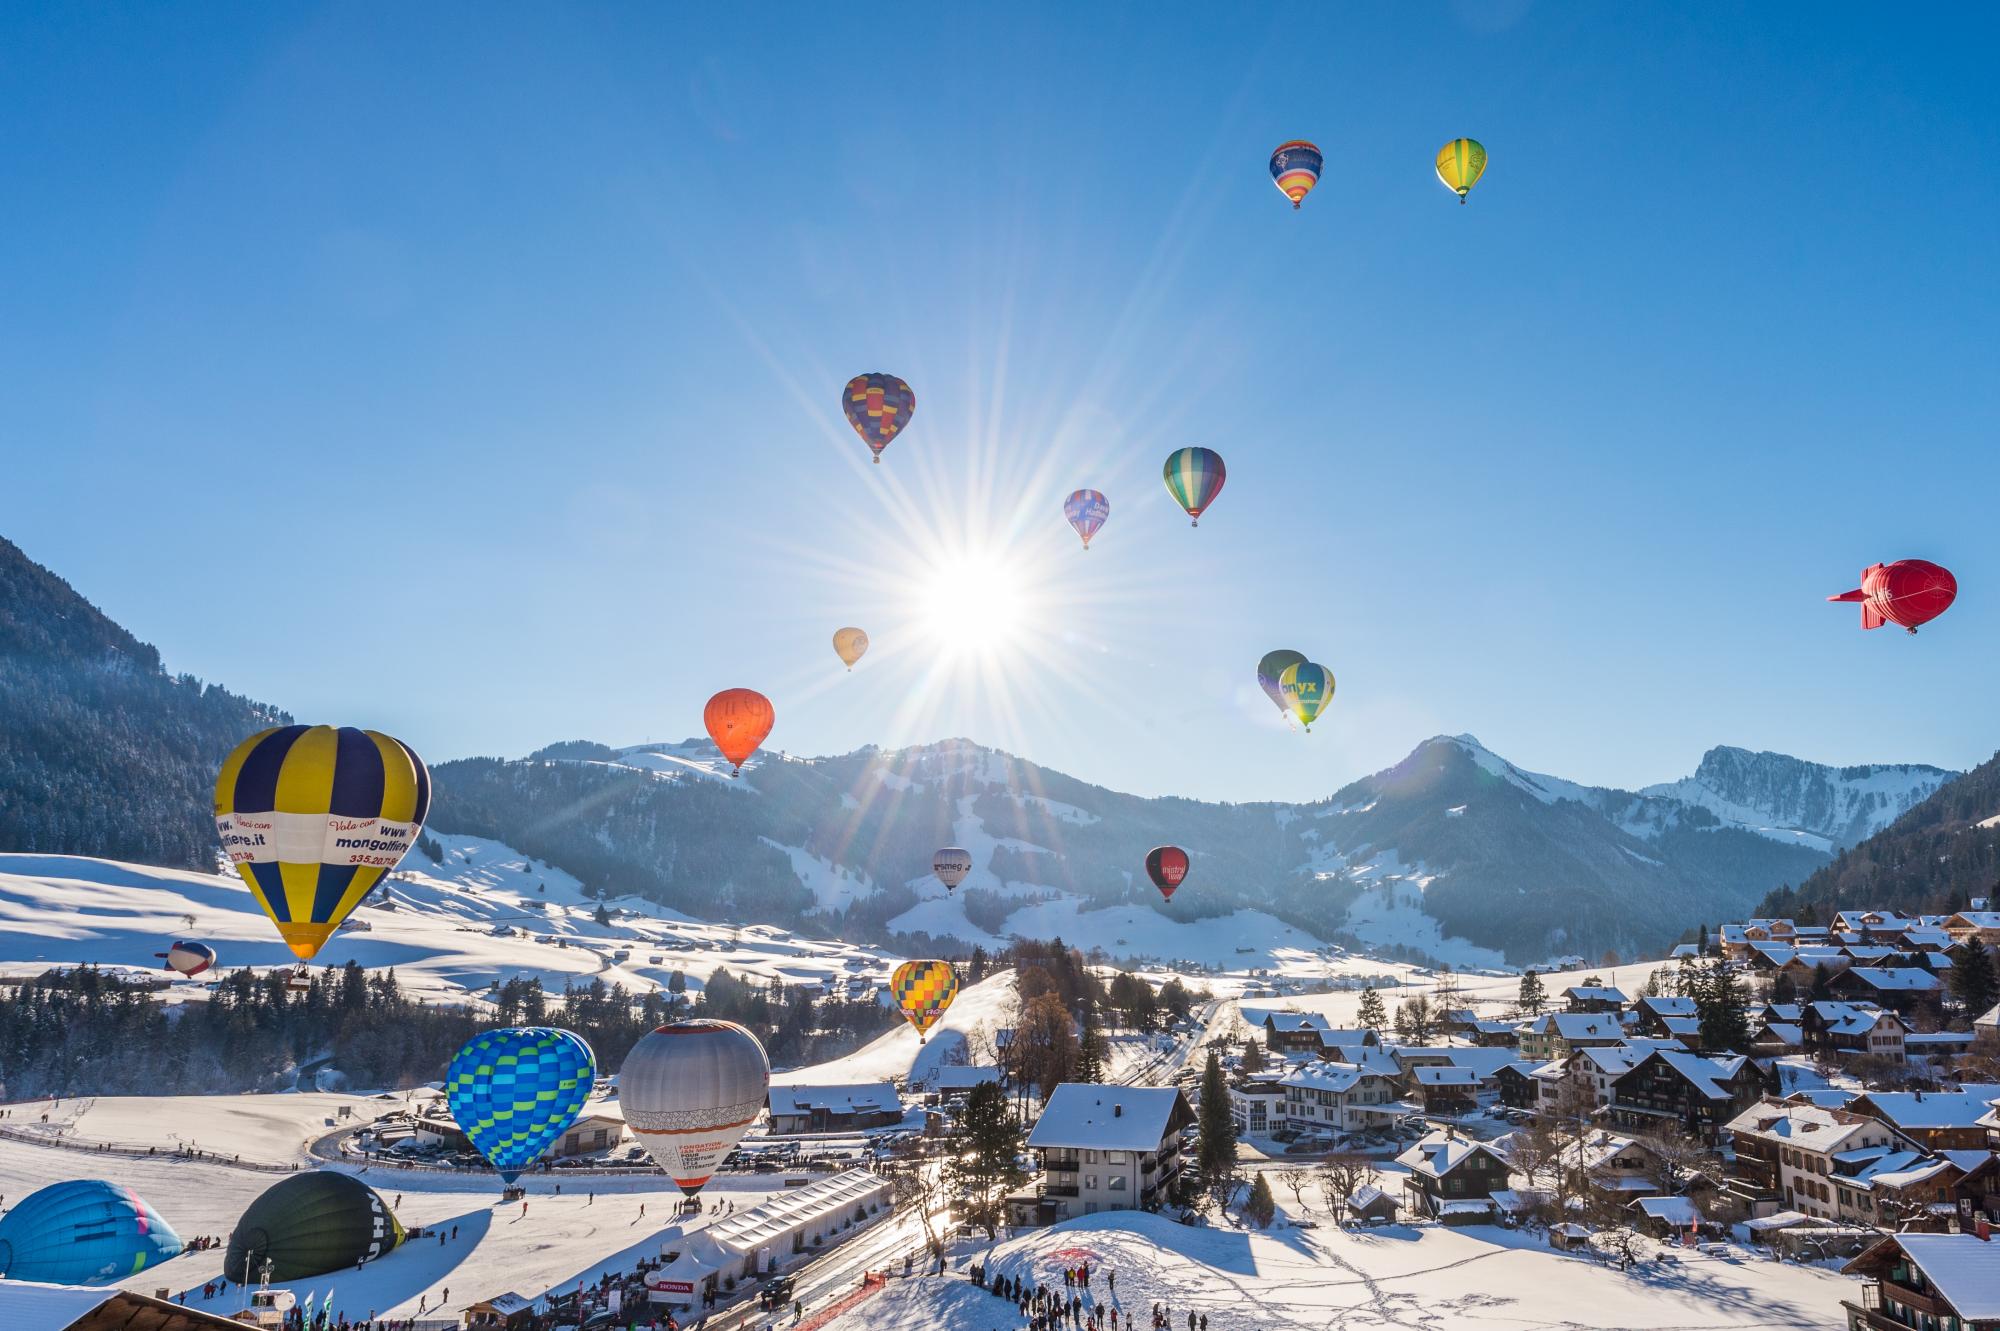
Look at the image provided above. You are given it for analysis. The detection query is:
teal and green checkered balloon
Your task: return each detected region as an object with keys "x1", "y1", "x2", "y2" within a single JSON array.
[{"x1": 446, "y1": 1026, "x2": 597, "y2": 1184}]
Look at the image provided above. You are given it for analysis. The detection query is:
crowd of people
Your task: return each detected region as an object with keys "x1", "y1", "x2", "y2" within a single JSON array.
[{"x1": 973, "y1": 1262, "x2": 1219, "y2": 1331}]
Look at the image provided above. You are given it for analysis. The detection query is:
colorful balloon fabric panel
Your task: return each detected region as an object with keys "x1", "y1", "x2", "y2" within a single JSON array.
[
  {"x1": 1162, "y1": 447, "x2": 1226, "y2": 525},
  {"x1": 447, "y1": 1027, "x2": 598, "y2": 1184},
  {"x1": 1269, "y1": 140, "x2": 1322, "y2": 209},
  {"x1": 214, "y1": 725, "x2": 430, "y2": 961},
  {"x1": 842, "y1": 373, "x2": 916, "y2": 462},
  {"x1": 891, "y1": 959, "x2": 960, "y2": 1038},
  {"x1": 1279, "y1": 661, "x2": 1335, "y2": 730},
  {"x1": 0, "y1": 1180, "x2": 183, "y2": 1286}
]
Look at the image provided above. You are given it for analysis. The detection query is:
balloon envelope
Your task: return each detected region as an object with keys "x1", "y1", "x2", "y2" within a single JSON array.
[
  {"x1": 1435, "y1": 138, "x2": 1487, "y2": 202},
  {"x1": 891, "y1": 959, "x2": 960, "y2": 1040},
  {"x1": 932, "y1": 847, "x2": 973, "y2": 891},
  {"x1": 159, "y1": 940, "x2": 216, "y2": 976},
  {"x1": 832, "y1": 627, "x2": 870, "y2": 670},
  {"x1": 1256, "y1": 650, "x2": 1308, "y2": 717},
  {"x1": 1063, "y1": 490, "x2": 1110, "y2": 550},
  {"x1": 1278, "y1": 662, "x2": 1335, "y2": 730},
  {"x1": 447, "y1": 1026, "x2": 597, "y2": 1185},
  {"x1": 225, "y1": 1173, "x2": 403, "y2": 1284},
  {"x1": 1162, "y1": 448, "x2": 1226, "y2": 525},
  {"x1": 215, "y1": 725, "x2": 430, "y2": 961},
  {"x1": 704, "y1": 689, "x2": 774, "y2": 773},
  {"x1": 1828, "y1": 560, "x2": 1958, "y2": 634},
  {"x1": 620, "y1": 1019, "x2": 771, "y2": 1196},
  {"x1": 1269, "y1": 140, "x2": 1323, "y2": 209},
  {"x1": 1145, "y1": 845, "x2": 1190, "y2": 901},
  {"x1": 0, "y1": 1180, "x2": 183, "y2": 1286},
  {"x1": 842, "y1": 373, "x2": 915, "y2": 462}
]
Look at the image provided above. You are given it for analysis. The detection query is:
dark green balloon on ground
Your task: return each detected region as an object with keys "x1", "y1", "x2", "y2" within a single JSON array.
[{"x1": 225, "y1": 1172, "x2": 404, "y2": 1283}]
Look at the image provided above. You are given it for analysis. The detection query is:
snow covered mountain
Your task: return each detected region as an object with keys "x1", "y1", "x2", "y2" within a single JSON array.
[{"x1": 1639, "y1": 746, "x2": 1949, "y2": 852}]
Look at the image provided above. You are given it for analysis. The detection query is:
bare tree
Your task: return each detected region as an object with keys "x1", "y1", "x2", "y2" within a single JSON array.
[
  {"x1": 888, "y1": 1163, "x2": 947, "y2": 1254},
  {"x1": 1275, "y1": 1167, "x2": 1314, "y2": 1215},
  {"x1": 1638, "y1": 1125, "x2": 1727, "y2": 1199},
  {"x1": 1314, "y1": 1152, "x2": 1378, "y2": 1224},
  {"x1": 1591, "y1": 1226, "x2": 1646, "y2": 1270}
]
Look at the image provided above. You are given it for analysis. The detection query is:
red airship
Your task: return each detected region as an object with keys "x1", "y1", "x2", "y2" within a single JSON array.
[{"x1": 1827, "y1": 560, "x2": 1957, "y2": 634}]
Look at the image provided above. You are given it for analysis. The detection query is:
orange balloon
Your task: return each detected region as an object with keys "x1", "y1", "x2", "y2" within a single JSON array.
[{"x1": 703, "y1": 689, "x2": 774, "y2": 774}]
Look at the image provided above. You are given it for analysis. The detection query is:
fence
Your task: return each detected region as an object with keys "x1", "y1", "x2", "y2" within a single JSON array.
[{"x1": 0, "y1": 1124, "x2": 303, "y2": 1173}]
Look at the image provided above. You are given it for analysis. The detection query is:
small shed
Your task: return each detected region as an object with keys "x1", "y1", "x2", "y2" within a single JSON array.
[
  {"x1": 1630, "y1": 1195, "x2": 1712, "y2": 1240},
  {"x1": 1548, "y1": 1222, "x2": 1593, "y2": 1251},
  {"x1": 463, "y1": 1291, "x2": 537, "y2": 1328},
  {"x1": 1348, "y1": 1184, "x2": 1400, "y2": 1225}
]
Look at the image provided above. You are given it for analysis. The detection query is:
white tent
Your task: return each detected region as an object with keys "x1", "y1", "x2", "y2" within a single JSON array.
[{"x1": 645, "y1": 1171, "x2": 891, "y2": 1307}]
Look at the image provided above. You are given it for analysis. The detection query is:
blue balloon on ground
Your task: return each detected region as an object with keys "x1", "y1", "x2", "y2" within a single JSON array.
[
  {"x1": 0, "y1": 1179, "x2": 183, "y2": 1285},
  {"x1": 446, "y1": 1026, "x2": 597, "y2": 1184}
]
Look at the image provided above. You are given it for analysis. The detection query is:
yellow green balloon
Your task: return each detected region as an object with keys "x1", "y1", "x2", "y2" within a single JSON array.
[
  {"x1": 1435, "y1": 138, "x2": 1487, "y2": 203},
  {"x1": 1278, "y1": 662, "x2": 1335, "y2": 732}
]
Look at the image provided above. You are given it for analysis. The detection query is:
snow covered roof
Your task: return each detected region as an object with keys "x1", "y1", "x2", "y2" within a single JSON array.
[
  {"x1": 1558, "y1": 1131, "x2": 1649, "y2": 1171},
  {"x1": 1348, "y1": 1184, "x2": 1393, "y2": 1211},
  {"x1": 1639, "y1": 995, "x2": 1697, "y2": 1018},
  {"x1": 1875, "y1": 1234, "x2": 2000, "y2": 1319},
  {"x1": 1636, "y1": 1050, "x2": 1749, "y2": 1100},
  {"x1": 930, "y1": 1065, "x2": 1001, "y2": 1089},
  {"x1": 1660, "y1": 1016, "x2": 1703, "y2": 1036},
  {"x1": 1669, "y1": 944, "x2": 1700, "y2": 958},
  {"x1": 1310, "y1": 1027, "x2": 1381, "y2": 1049},
  {"x1": 1564, "y1": 986, "x2": 1628, "y2": 1004},
  {"x1": 1946, "y1": 912, "x2": 2000, "y2": 930},
  {"x1": 1849, "y1": 1149, "x2": 1952, "y2": 1191},
  {"x1": 1436, "y1": 1199, "x2": 1497, "y2": 1216},
  {"x1": 1519, "y1": 1012, "x2": 1625, "y2": 1041},
  {"x1": 1324, "y1": 1045, "x2": 1402, "y2": 1077},
  {"x1": 702, "y1": 1169, "x2": 890, "y2": 1253},
  {"x1": 1979, "y1": 1003, "x2": 2000, "y2": 1031},
  {"x1": 1902, "y1": 927, "x2": 1954, "y2": 949},
  {"x1": 1726, "y1": 1101, "x2": 1885, "y2": 1153},
  {"x1": 0, "y1": 1283, "x2": 119, "y2": 1331},
  {"x1": 767, "y1": 1082, "x2": 902, "y2": 1116},
  {"x1": 1262, "y1": 1011, "x2": 1333, "y2": 1034},
  {"x1": 1843, "y1": 966, "x2": 1942, "y2": 992},
  {"x1": 1573, "y1": 1045, "x2": 1647, "y2": 1078},
  {"x1": 1413, "y1": 1066, "x2": 1483, "y2": 1087},
  {"x1": 1758, "y1": 1022, "x2": 1804, "y2": 1046},
  {"x1": 1028, "y1": 1084, "x2": 1192, "y2": 1152},
  {"x1": 1397, "y1": 1130, "x2": 1507, "y2": 1181},
  {"x1": 1279, "y1": 1060, "x2": 1382, "y2": 1094},
  {"x1": 1853, "y1": 1088, "x2": 2000, "y2": 1131},
  {"x1": 1634, "y1": 1196, "x2": 1700, "y2": 1225},
  {"x1": 1808, "y1": 1001, "x2": 1897, "y2": 1035},
  {"x1": 1764, "y1": 1003, "x2": 1804, "y2": 1021}
]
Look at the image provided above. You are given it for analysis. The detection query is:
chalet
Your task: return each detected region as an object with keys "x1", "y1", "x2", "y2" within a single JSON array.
[
  {"x1": 1410, "y1": 1065, "x2": 1483, "y2": 1117},
  {"x1": 1943, "y1": 912, "x2": 2000, "y2": 949},
  {"x1": 1668, "y1": 943, "x2": 1701, "y2": 960},
  {"x1": 1829, "y1": 966, "x2": 1945, "y2": 1016},
  {"x1": 1834, "y1": 910, "x2": 1920, "y2": 943},
  {"x1": 1436, "y1": 1008, "x2": 1482, "y2": 1038},
  {"x1": 1541, "y1": 1045, "x2": 1647, "y2": 1113},
  {"x1": 1008, "y1": 1084, "x2": 1195, "y2": 1226},
  {"x1": 1608, "y1": 1050, "x2": 1765, "y2": 1144},
  {"x1": 1563, "y1": 985, "x2": 1629, "y2": 1015},
  {"x1": 1516, "y1": 1012, "x2": 1625, "y2": 1062},
  {"x1": 1802, "y1": 1001, "x2": 1907, "y2": 1061},
  {"x1": 1278, "y1": 1060, "x2": 1403, "y2": 1134},
  {"x1": 1630, "y1": 1194, "x2": 1721, "y2": 1240},
  {"x1": 1468, "y1": 1018, "x2": 1524, "y2": 1047},
  {"x1": 1396, "y1": 1130, "x2": 1512, "y2": 1221},
  {"x1": 930, "y1": 1066, "x2": 1003, "y2": 1104},
  {"x1": 766, "y1": 1083, "x2": 903, "y2": 1135},
  {"x1": 1559, "y1": 1131, "x2": 1663, "y2": 1203},
  {"x1": 1724, "y1": 1099, "x2": 1914, "y2": 1222},
  {"x1": 1632, "y1": 995, "x2": 1697, "y2": 1038},
  {"x1": 1308, "y1": 1027, "x2": 1381, "y2": 1059},
  {"x1": 551, "y1": 1104, "x2": 629, "y2": 1158},
  {"x1": 1491, "y1": 1061, "x2": 1543, "y2": 1110},
  {"x1": 1260, "y1": 1011, "x2": 1334, "y2": 1056},
  {"x1": 1720, "y1": 919, "x2": 1798, "y2": 962},
  {"x1": 1848, "y1": 1089, "x2": 2000, "y2": 1152},
  {"x1": 1749, "y1": 1017, "x2": 1805, "y2": 1057},
  {"x1": 1843, "y1": 1233, "x2": 2000, "y2": 1331}
]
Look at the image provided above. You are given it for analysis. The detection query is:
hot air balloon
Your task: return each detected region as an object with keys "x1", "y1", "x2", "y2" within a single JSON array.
[
  {"x1": 832, "y1": 627, "x2": 870, "y2": 671},
  {"x1": 215, "y1": 726, "x2": 430, "y2": 963},
  {"x1": 1278, "y1": 661, "x2": 1335, "y2": 731},
  {"x1": 704, "y1": 689, "x2": 774, "y2": 774},
  {"x1": 157, "y1": 941, "x2": 216, "y2": 977},
  {"x1": 1162, "y1": 447, "x2": 1226, "y2": 526},
  {"x1": 842, "y1": 373, "x2": 915, "y2": 464},
  {"x1": 1435, "y1": 138, "x2": 1487, "y2": 203},
  {"x1": 890, "y1": 959, "x2": 960, "y2": 1042},
  {"x1": 1145, "y1": 845, "x2": 1190, "y2": 902},
  {"x1": 225, "y1": 1173, "x2": 403, "y2": 1284},
  {"x1": 620, "y1": 1019, "x2": 771, "y2": 1197},
  {"x1": 932, "y1": 847, "x2": 973, "y2": 892},
  {"x1": 1063, "y1": 489, "x2": 1110, "y2": 551},
  {"x1": 1256, "y1": 650, "x2": 1308, "y2": 721},
  {"x1": 1269, "y1": 140, "x2": 1323, "y2": 210},
  {"x1": 0, "y1": 1180, "x2": 183, "y2": 1286},
  {"x1": 446, "y1": 1027, "x2": 597, "y2": 1185},
  {"x1": 1828, "y1": 560, "x2": 1958, "y2": 634}
]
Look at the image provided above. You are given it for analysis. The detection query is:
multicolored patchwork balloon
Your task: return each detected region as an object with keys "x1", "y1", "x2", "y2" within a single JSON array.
[
  {"x1": 1269, "y1": 140, "x2": 1323, "y2": 210},
  {"x1": 215, "y1": 726, "x2": 431, "y2": 961},
  {"x1": 891, "y1": 959, "x2": 960, "y2": 1042},
  {"x1": 1063, "y1": 489, "x2": 1110, "y2": 550},
  {"x1": 447, "y1": 1027, "x2": 598, "y2": 1185},
  {"x1": 1162, "y1": 447, "x2": 1226, "y2": 527},
  {"x1": 842, "y1": 372, "x2": 915, "y2": 463}
]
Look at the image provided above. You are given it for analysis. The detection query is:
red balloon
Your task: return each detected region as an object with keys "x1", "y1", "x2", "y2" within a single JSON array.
[
  {"x1": 703, "y1": 689, "x2": 774, "y2": 773},
  {"x1": 1827, "y1": 560, "x2": 1957, "y2": 635},
  {"x1": 1145, "y1": 845, "x2": 1190, "y2": 901}
]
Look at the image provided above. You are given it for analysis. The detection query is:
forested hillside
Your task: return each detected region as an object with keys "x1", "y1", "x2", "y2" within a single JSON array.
[{"x1": 0, "y1": 537, "x2": 286, "y2": 869}]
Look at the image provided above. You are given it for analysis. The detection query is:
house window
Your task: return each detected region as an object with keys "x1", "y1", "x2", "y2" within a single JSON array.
[
  {"x1": 1086, "y1": 1150, "x2": 1097, "y2": 1164},
  {"x1": 1110, "y1": 1175, "x2": 1128, "y2": 1191}
]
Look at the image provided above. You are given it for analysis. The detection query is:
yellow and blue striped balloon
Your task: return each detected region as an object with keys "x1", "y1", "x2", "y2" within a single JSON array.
[
  {"x1": 447, "y1": 1027, "x2": 597, "y2": 1185},
  {"x1": 1278, "y1": 661, "x2": 1335, "y2": 731},
  {"x1": 214, "y1": 725, "x2": 431, "y2": 960}
]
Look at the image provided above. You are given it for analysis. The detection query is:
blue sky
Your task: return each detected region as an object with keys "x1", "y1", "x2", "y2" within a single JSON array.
[{"x1": 3, "y1": 3, "x2": 1996, "y2": 803}]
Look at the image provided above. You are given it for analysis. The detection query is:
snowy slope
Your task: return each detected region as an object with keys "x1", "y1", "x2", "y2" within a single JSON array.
[
  {"x1": 1641, "y1": 745, "x2": 1951, "y2": 851},
  {"x1": 769, "y1": 971, "x2": 1020, "y2": 1090}
]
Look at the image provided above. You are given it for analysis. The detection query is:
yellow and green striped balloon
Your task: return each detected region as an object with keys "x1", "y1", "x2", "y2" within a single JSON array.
[
  {"x1": 1435, "y1": 138, "x2": 1487, "y2": 203},
  {"x1": 214, "y1": 725, "x2": 431, "y2": 960},
  {"x1": 1278, "y1": 661, "x2": 1335, "y2": 731}
]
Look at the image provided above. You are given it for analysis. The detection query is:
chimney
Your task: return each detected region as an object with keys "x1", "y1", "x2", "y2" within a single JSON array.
[{"x1": 1114, "y1": 1104, "x2": 1123, "y2": 1117}]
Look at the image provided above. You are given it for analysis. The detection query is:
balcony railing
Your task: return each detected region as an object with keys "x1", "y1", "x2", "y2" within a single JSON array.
[
  {"x1": 1040, "y1": 1183, "x2": 1079, "y2": 1199},
  {"x1": 1044, "y1": 1158, "x2": 1079, "y2": 1174}
]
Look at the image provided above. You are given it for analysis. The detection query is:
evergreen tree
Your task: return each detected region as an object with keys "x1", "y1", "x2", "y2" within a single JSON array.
[
  {"x1": 944, "y1": 1080, "x2": 1027, "y2": 1236},
  {"x1": 1356, "y1": 987, "x2": 1387, "y2": 1033},
  {"x1": 593, "y1": 901, "x2": 612, "y2": 927},
  {"x1": 1076, "y1": 1004, "x2": 1109, "y2": 1084},
  {"x1": 1244, "y1": 1171, "x2": 1277, "y2": 1228},
  {"x1": 1239, "y1": 1039, "x2": 1266, "y2": 1075},
  {"x1": 1195, "y1": 1049, "x2": 1238, "y2": 1197},
  {"x1": 1694, "y1": 959, "x2": 1750, "y2": 1053},
  {"x1": 1516, "y1": 970, "x2": 1546, "y2": 1016},
  {"x1": 667, "y1": 970, "x2": 688, "y2": 996},
  {"x1": 1808, "y1": 962, "x2": 1834, "y2": 1002},
  {"x1": 1952, "y1": 937, "x2": 1998, "y2": 1022}
]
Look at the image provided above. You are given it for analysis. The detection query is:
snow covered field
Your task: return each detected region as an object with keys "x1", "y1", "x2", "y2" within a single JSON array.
[{"x1": 832, "y1": 1210, "x2": 1853, "y2": 1330}]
